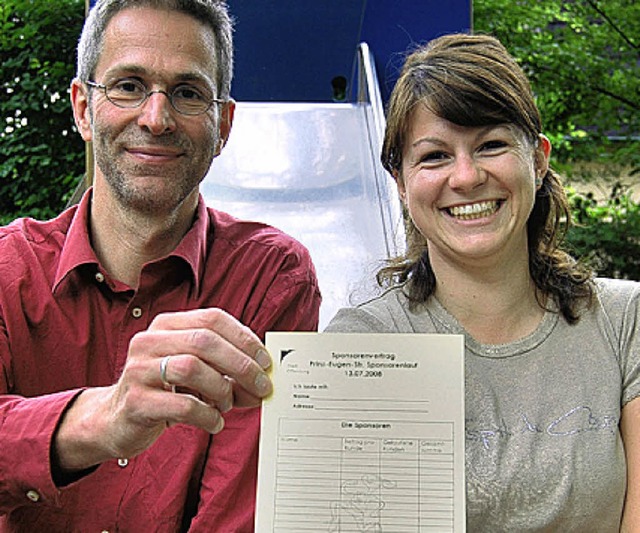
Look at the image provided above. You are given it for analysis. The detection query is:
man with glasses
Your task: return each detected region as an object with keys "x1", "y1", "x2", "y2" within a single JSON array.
[{"x1": 0, "y1": 1, "x2": 320, "y2": 531}]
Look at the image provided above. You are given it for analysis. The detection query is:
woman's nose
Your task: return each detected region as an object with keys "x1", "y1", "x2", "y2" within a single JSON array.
[{"x1": 448, "y1": 153, "x2": 487, "y2": 190}]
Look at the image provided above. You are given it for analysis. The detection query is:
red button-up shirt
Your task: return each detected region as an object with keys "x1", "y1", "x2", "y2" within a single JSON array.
[{"x1": 0, "y1": 190, "x2": 321, "y2": 532}]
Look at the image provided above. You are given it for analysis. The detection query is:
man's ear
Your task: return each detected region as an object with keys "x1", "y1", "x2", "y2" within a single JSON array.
[
  {"x1": 215, "y1": 98, "x2": 235, "y2": 156},
  {"x1": 70, "y1": 78, "x2": 93, "y2": 142}
]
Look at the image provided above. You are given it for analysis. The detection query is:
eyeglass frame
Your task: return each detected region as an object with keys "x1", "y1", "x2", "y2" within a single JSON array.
[{"x1": 84, "y1": 79, "x2": 228, "y2": 116}]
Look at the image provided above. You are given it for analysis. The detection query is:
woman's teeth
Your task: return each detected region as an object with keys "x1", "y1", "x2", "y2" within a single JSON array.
[{"x1": 448, "y1": 201, "x2": 499, "y2": 220}]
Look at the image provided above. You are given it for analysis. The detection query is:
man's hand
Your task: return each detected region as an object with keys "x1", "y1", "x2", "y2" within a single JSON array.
[{"x1": 53, "y1": 308, "x2": 272, "y2": 473}]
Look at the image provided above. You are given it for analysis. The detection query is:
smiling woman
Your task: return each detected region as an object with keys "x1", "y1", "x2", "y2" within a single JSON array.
[
  {"x1": 325, "y1": 32, "x2": 640, "y2": 532},
  {"x1": 373, "y1": 34, "x2": 589, "y2": 329},
  {"x1": 396, "y1": 110, "x2": 545, "y2": 284}
]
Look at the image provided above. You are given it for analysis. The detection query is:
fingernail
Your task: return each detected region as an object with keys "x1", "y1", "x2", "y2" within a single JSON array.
[
  {"x1": 218, "y1": 398, "x2": 232, "y2": 413},
  {"x1": 255, "y1": 348, "x2": 271, "y2": 370},
  {"x1": 254, "y1": 371, "x2": 272, "y2": 395},
  {"x1": 212, "y1": 416, "x2": 225, "y2": 434}
]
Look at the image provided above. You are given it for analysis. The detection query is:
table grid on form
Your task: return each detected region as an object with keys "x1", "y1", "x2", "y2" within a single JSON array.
[{"x1": 272, "y1": 421, "x2": 455, "y2": 532}]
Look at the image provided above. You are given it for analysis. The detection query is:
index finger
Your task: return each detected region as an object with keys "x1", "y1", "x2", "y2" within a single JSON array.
[{"x1": 149, "y1": 308, "x2": 271, "y2": 369}]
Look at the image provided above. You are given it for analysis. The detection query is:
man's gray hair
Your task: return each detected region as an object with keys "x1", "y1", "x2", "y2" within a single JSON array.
[{"x1": 77, "y1": 0, "x2": 233, "y2": 99}]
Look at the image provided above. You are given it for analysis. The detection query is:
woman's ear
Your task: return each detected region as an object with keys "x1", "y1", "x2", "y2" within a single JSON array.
[
  {"x1": 393, "y1": 169, "x2": 407, "y2": 204},
  {"x1": 536, "y1": 134, "x2": 551, "y2": 177},
  {"x1": 70, "y1": 78, "x2": 93, "y2": 142}
]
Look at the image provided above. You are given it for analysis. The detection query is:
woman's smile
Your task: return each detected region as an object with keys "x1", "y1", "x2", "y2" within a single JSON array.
[{"x1": 445, "y1": 200, "x2": 502, "y2": 220}]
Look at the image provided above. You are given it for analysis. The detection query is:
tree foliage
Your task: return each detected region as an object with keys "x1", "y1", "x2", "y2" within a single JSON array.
[
  {"x1": 474, "y1": 0, "x2": 639, "y2": 171},
  {"x1": 566, "y1": 185, "x2": 640, "y2": 279},
  {"x1": 0, "y1": 0, "x2": 85, "y2": 225},
  {"x1": 0, "y1": 0, "x2": 638, "y2": 234}
]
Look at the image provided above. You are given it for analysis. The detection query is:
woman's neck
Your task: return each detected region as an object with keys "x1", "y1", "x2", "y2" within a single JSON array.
[{"x1": 431, "y1": 254, "x2": 545, "y2": 344}]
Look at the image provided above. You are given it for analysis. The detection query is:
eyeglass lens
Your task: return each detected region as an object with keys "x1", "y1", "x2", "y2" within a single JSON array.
[{"x1": 104, "y1": 79, "x2": 212, "y2": 115}]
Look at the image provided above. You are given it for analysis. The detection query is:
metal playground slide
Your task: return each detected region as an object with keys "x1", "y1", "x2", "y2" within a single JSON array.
[{"x1": 201, "y1": 44, "x2": 405, "y2": 328}]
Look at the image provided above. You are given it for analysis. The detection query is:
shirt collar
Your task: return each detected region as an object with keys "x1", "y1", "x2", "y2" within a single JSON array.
[
  {"x1": 54, "y1": 189, "x2": 100, "y2": 292},
  {"x1": 54, "y1": 189, "x2": 211, "y2": 294},
  {"x1": 169, "y1": 195, "x2": 210, "y2": 294}
]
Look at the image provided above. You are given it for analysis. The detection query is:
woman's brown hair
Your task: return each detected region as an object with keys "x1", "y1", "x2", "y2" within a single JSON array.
[{"x1": 379, "y1": 33, "x2": 594, "y2": 323}]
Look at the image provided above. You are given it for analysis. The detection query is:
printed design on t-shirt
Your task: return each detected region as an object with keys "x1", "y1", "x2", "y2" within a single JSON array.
[{"x1": 466, "y1": 405, "x2": 618, "y2": 450}]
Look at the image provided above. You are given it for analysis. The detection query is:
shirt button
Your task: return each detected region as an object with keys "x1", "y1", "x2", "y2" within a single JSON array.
[
  {"x1": 95, "y1": 272, "x2": 105, "y2": 283},
  {"x1": 131, "y1": 307, "x2": 142, "y2": 319},
  {"x1": 26, "y1": 490, "x2": 40, "y2": 502},
  {"x1": 117, "y1": 458, "x2": 129, "y2": 467}
]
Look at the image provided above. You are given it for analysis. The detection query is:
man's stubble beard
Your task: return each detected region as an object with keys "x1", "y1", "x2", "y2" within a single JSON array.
[{"x1": 92, "y1": 121, "x2": 217, "y2": 215}]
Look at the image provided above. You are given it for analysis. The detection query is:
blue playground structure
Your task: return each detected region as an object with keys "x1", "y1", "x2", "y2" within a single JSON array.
[{"x1": 228, "y1": 1, "x2": 471, "y2": 104}]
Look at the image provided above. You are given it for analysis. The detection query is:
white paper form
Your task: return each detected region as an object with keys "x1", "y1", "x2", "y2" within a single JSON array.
[{"x1": 256, "y1": 332, "x2": 465, "y2": 533}]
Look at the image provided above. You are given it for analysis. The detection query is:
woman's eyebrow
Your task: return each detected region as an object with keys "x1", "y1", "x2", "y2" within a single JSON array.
[{"x1": 411, "y1": 137, "x2": 445, "y2": 149}]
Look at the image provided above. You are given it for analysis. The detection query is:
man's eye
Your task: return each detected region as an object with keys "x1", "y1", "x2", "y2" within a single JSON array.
[
  {"x1": 173, "y1": 85, "x2": 205, "y2": 101},
  {"x1": 110, "y1": 79, "x2": 145, "y2": 96}
]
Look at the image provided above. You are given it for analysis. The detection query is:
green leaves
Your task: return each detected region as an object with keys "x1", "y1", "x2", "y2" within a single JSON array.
[
  {"x1": 475, "y1": 0, "x2": 639, "y2": 169},
  {"x1": 0, "y1": 0, "x2": 85, "y2": 225},
  {"x1": 566, "y1": 186, "x2": 640, "y2": 279},
  {"x1": 475, "y1": 0, "x2": 639, "y2": 278}
]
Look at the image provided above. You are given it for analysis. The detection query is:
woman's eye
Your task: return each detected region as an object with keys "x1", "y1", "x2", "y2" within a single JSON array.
[
  {"x1": 421, "y1": 151, "x2": 448, "y2": 163},
  {"x1": 481, "y1": 140, "x2": 508, "y2": 151}
]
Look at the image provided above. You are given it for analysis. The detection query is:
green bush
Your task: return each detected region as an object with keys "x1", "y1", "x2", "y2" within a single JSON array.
[
  {"x1": 565, "y1": 184, "x2": 640, "y2": 280},
  {"x1": 0, "y1": 0, "x2": 86, "y2": 226}
]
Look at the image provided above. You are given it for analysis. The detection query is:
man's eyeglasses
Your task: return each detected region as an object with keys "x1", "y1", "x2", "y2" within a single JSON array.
[{"x1": 85, "y1": 79, "x2": 226, "y2": 116}]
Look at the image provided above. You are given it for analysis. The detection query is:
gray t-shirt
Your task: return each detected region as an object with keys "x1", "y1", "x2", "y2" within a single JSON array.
[{"x1": 325, "y1": 278, "x2": 640, "y2": 532}]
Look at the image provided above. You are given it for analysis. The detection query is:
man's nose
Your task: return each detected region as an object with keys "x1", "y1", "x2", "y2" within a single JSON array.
[{"x1": 137, "y1": 91, "x2": 177, "y2": 135}]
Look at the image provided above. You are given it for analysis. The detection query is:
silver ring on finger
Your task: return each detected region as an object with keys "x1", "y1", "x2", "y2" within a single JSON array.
[{"x1": 160, "y1": 355, "x2": 177, "y2": 393}]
